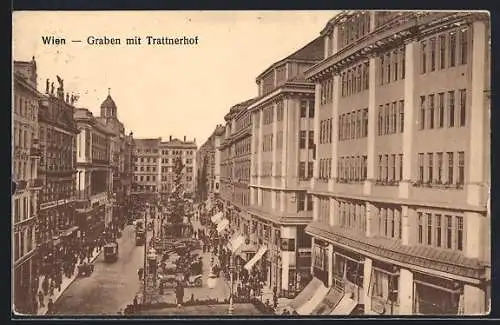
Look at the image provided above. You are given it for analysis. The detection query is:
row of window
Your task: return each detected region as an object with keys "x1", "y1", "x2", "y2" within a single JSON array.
[
  {"x1": 13, "y1": 158, "x2": 37, "y2": 182},
  {"x1": 319, "y1": 118, "x2": 333, "y2": 144},
  {"x1": 417, "y1": 151, "x2": 465, "y2": 185},
  {"x1": 339, "y1": 201, "x2": 368, "y2": 235},
  {"x1": 298, "y1": 161, "x2": 314, "y2": 180},
  {"x1": 297, "y1": 192, "x2": 314, "y2": 212},
  {"x1": 262, "y1": 134, "x2": 274, "y2": 152},
  {"x1": 339, "y1": 108, "x2": 368, "y2": 140},
  {"x1": 420, "y1": 28, "x2": 469, "y2": 75},
  {"x1": 41, "y1": 180, "x2": 73, "y2": 203},
  {"x1": 338, "y1": 11, "x2": 371, "y2": 50},
  {"x1": 13, "y1": 196, "x2": 31, "y2": 224},
  {"x1": 234, "y1": 162, "x2": 250, "y2": 182},
  {"x1": 232, "y1": 189, "x2": 250, "y2": 206},
  {"x1": 378, "y1": 47, "x2": 405, "y2": 86},
  {"x1": 376, "y1": 205, "x2": 403, "y2": 240},
  {"x1": 341, "y1": 61, "x2": 370, "y2": 97},
  {"x1": 136, "y1": 166, "x2": 157, "y2": 172},
  {"x1": 319, "y1": 158, "x2": 332, "y2": 180},
  {"x1": 13, "y1": 124, "x2": 36, "y2": 149},
  {"x1": 41, "y1": 147, "x2": 74, "y2": 172},
  {"x1": 320, "y1": 78, "x2": 334, "y2": 105},
  {"x1": 377, "y1": 153, "x2": 404, "y2": 183},
  {"x1": 235, "y1": 112, "x2": 251, "y2": 132},
  {"x1": 300, "y1": 100, "x2": 315, "y2": 119},
  {"x1": 299, "y1": 130, "x2": 314, "y2": 149},
  {"x1": 235, "y1": 137, "x2": 251, "y2": 156},
  {"x1": 417, "y1": 212, "x2": 464, "y2": 251},
  {"x1": 14, "y1": 95, "x2": 38, "y2": 122},
  {"x1": 317, "y1": 197, "x2": 330, "y2": 224},
  {"x1": 13, "y1": 227, "x2": 34, "y2": 262},
  {"x1": 419, "y1": 89, "x2": 466, "y2": 130},
  {"x1": 338, "y1": 155, "x2": 368, "y2": 182},
  {"x1": 135, "y1": 175, "x2": 156, "y2": 182},
  {"x1": 262, "y1": 105, "x2": 275, "y2": 125},
  {"x1": 378, "y1": 100, "x2": 404, "y2": 136}
]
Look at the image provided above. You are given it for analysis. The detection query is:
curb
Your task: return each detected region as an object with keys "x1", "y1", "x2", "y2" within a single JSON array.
[{"x1": 38, "y1": 248, "x2": 104, "y2": 315}]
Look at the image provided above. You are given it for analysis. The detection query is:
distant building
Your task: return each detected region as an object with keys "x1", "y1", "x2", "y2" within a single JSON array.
[
  {"x1": 12, "y1": 57, "x2": 43, "y2": 314},
  {"x1": 132, "y1": 136, "x2": 197, "y2": 203},
  {"x1": 197, "y1": 124, "x2": 225, "y2": 203}
]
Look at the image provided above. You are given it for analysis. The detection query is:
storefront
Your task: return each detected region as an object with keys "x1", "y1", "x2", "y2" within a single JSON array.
[
  {"x1": 368, "y1": 261, "x2": 400, "y2": 315},
  {"x1": 413, "y1": 273, "x2": 463, "y2": 315}
]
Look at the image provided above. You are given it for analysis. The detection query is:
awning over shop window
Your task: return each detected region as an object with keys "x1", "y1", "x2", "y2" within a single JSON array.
[
  {"x1": 211, "y1": 212, "x2": 223, "y2": 224},
  {"x1": 243, "y1": 246, "x2": 267, "y2": 271},
  {"x1": 330, "y1": 295, "x2": 358, "y2": 315},
  {"x1": 228, "y1": 234, "x2": 245, "y2": 253},
  {"x1": 61, "y1": 226, "x2": 79, "y2": 237},
  {"x1": 295, "y1": 280, "x2": 329, "y2": 315},
  {"x1": 216, "y1": 219, "x2": 229, "y2": 234},
  {"x1": 288, "y1": 277, "x2": 324, "y2": 312},
  {"x1": 312, "y1": 286, "x2": 345, "y2": 315}
]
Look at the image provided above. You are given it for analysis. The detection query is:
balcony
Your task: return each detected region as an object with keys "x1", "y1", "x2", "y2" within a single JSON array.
[{"x1": 28, "y1": 178, "x2": 43, "y2": 188}]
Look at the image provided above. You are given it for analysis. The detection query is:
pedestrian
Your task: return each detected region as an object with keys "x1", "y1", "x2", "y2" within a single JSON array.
[
  {"x1": 38, "y1": 290, "x2": 45, "y2": 308},
  {"x1": 49, "y1": 280, "x2": 55, "y2": 297},
  {"x1": 133, "y1": 295, "x2": 138, "y2": 306},
  {"x1": 138, "y1": 267, "x2": 144, "y2": 281},
  {"x1": 175, "y1": 281, "x2": 184, "y2": 307},
  {"x1": 47, "y1": 298, "x2": 54, "y2": 315}
]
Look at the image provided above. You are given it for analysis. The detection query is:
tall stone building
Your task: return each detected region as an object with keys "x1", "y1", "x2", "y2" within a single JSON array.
[
  {"x1": 36, "y1": 74, "x2": 79, "y2": 310},
  {"x1": 12, "y1": 57, "x2": 43, "y2": 314},
  {"x1": 303, "y1": 11, "x2": 490, "y2": 315},
  {"x1": 197, "y1": 124, "x2": 225, "y2": 204},
  {"x1": 97, "y1": 90, "x2": 135, "y2": 225},
  {"x1": 74, "y1": 108, "x2": 114, "y2": 235}
]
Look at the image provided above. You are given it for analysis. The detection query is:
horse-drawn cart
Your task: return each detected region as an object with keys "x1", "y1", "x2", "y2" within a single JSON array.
[{"x1": 77, "y1": 263, "x2": 95, "y2": 277}]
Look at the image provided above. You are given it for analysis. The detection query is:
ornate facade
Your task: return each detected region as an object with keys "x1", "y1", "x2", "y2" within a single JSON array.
[{"x1": 13, "y1": 58, "x2": 43, "y2": 314}]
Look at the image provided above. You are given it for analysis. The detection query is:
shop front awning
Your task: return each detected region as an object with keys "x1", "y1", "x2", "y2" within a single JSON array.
[
  {"x1": 211, "y1": 212, "x2": 223, "y2": 224},
  {"x1": 312, "y1": 286, "x2": 345, "y2": 315},
  {"x1": 288, "y1": 277, "x2": 324, "y2": 313},
  {"x1": 295, "y1": 280, "x2": 329, "y2": 315},
  {"x1": 330, "y1": 295, "x2": 358, "y2": 315},
  {"x1": 244, "y1": 246, "x2": 267, "y2": 271},
  {"x1": 216, "y1": 219, "x2": 229, "y2": 234},
  {"x1": 61, "y1": 226, "x2": 79, "y2": 237},
  {"x1": 227, "y1": 234, "x2": 245, "y2": 253}
]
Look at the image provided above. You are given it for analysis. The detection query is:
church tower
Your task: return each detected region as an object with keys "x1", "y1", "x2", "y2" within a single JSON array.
[{"x1": 100, "y1": 88, "x2": 117, "y2": 119}]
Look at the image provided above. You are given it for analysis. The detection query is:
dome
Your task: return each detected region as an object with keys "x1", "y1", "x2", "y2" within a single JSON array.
[{"x1": 100, "y1": 89, "x2": 117, "y2": 118}]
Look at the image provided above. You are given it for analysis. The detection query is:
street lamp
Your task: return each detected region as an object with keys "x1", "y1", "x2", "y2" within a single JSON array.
[{"x1": 228, "y1": 252, "x2": 235, "y2": 315}]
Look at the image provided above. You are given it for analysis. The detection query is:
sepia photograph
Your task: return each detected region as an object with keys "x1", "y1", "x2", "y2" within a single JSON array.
[{"x1": 11, "y1": 10, "x2": 491, "y2": 317}]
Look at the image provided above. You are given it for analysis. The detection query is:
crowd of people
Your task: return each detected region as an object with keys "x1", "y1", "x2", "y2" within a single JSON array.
[{"x1": 36, "y1": 223, "x2": 123, "y2": 314}]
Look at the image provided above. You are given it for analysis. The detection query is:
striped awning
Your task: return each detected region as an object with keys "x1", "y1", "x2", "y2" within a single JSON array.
[
  {"x1": 227, "y1": 234, "x2": 245, "y2": 253},
  {"x1": 211, "y1": 212, "x2": 223, "y2": 224},
  {"x1": 243, "y1": 246, "x2": 267, "y2": 271},
  {"x1": 216, "y1": 219, "x2": 229, "y2": 234}
]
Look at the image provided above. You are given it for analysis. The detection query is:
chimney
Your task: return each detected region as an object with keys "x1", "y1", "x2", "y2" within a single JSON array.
[
  {"x1": 169, "y1": 135, "x2": 172, "y2": 141},
  {"x1": 184, "y1": 136, "x2": 186, "y2": 142}
]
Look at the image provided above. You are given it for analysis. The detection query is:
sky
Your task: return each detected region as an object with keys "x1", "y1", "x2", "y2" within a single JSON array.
[{"x1": 13, "y1": 11, "x2": 338, "y2": 146}]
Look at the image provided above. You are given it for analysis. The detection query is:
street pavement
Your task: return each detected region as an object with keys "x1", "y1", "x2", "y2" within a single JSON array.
[{"x1": 52, "y1": 225, "x2": 146, "y2": 315}]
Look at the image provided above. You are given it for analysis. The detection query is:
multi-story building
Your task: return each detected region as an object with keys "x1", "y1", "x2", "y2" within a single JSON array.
[
  {"x1": 159, "y1": 136, "x2": 197, "y2": 201},
  {"x1": 12, "y1": 57, "x2": 43, "y2": 314},
  {"x1": 219, "y1": 99, "x2": 256, "y2": 234},
  {"x1": 302, "y1": 11, "x2": 490, "y2": 315},
  {"x1": 198, "y1": 125, "x2": 225, "y2": 204},
  {"x1": 97, "y1": 90, "x2": 135, "y2": 225},
  {"x1": 244, "y1": 36, "x2": 324, "y2": 295},
  {"x1": 74, "y1": 108, "x2": 114, "y2": 237},
  {"x1": 132, "y1": 138, "x2": 161, "y2": 203}
]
